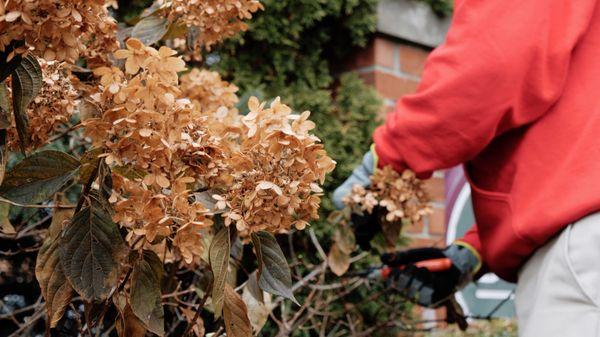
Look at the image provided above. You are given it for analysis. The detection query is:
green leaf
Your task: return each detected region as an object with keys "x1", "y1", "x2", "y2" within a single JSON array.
[
  {"x1": 131, "y1": 15, "x2": 169, "y2": 46},
  {"x1": 0, "y1": 83, "x2": 11, "y2": 129},
  {"x1": 59, "y1": 199, "x2": 127, "y2": 301},
  {"x1": 209, "y1": 226, "x2": 230, "y2": 318},
  {"x1": 223, "y1": 284, "x2": 252, "y2": 337},
  {"x1": 0, "y1": 150, "x2": 80, "y2": 204},
  {"x1": 130, "y1": 250, "x2": 165, "y2": 336},
  {"x1": 11, "y1": 54, "x2": 42, "y2": 153},
  {"x1": 36, "y1": 207, "x2": 75, "y2": 328},
  {"x1": 251, "y1": 232, "x2": 297, "y2": 304}
]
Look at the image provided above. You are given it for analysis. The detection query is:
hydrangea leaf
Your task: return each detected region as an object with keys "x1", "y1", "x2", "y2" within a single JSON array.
[
  {"x1": 130, "y1": 250, "x2": 165, "y2": 336},
  {"x1": 0, "y1": 150, "x2": 80, "y2": 204},
  {"x1": 251, "y1": 231, "x2": 297, "y2": 304},
  {"x1": 209, "y1": 226, "x2": 230, "y2": 318},
  {"x1": 11, "y1": 54, "x2": 42, "y2": 153},
  {"x1": 59, "y1": 199, "x2": 127, "y2": 301},
  {"x1": 223, "y1": 284, "x2": 252, "y2": 337}
]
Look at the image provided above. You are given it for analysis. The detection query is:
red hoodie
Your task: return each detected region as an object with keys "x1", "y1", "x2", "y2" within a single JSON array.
[{"x1": 374, "y1": 0, "x2": 600, "y2": 282}]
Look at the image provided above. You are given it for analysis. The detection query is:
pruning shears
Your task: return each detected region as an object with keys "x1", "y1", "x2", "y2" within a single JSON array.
[
  {"x1": 348, "y1": 257, "x2": 469, "y2": 331},
  {"x1": 351, "y1": 257, "x2": 454, "y2": 280}
]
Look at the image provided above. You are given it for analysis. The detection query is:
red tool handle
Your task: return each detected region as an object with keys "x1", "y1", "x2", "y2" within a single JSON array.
[{"x1": 379, "y1": 258, "x2": 453, "y2": 279}]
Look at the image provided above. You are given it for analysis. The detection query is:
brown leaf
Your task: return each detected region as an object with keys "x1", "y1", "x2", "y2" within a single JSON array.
[
  {"x1": 116, "y1": 303, "x2": 147, "y2": 337},
  {"x1": 0, "y1": 203, "x2": 14, "y2": 234},
  {"x1": 328, "y1": 243, "x2": 351, "y2": 276},
  {"x1": 379, "y1": 215, "x2": 403, "y2": 249},
  {"x1": 35, "y1": 219, "x2": 74, "y2": 328},
  {"x1": 209, "y1": 226, "x2": 230, "y2": 317},
  {"x1": 242, "y1": 276, "x2": 273, "y2": 334},
  {"x1": 333, "y1": 224, "x2": 356, "y2": 255},
  {"x1": 48, "y1": 195, "x2": 73, "y2": 238},
  {"x1": 181, "y1": 307, "x2": 206, "y2": 337},
  {"x1": 223, "y1": 284, "x2": 252, "y2": 337},
  {"x1": 77, "y1": 99, "x2": 101, "y2": 121}
]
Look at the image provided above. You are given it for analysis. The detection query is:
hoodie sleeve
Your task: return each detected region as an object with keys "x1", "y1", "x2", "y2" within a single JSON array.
[{"x1": 374, "y1": 0, "x2": 598, "y2": 176}]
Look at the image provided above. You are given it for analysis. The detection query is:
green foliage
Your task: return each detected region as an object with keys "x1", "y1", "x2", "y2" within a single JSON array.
[
  {"x1": 416, "y1": 0, "x2": 454, "y2": 17},
  {"x1": 216, "y1": 0, "x2": 378, "y2": 93}
]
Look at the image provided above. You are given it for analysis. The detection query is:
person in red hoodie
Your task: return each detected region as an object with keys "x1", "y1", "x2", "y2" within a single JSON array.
[{"x1": 333, "y1": 0, "x2": 600, "y2": 335}]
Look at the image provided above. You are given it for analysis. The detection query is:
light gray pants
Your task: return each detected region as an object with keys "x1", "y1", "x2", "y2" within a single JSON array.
[{"x1": 515, "y1": 212, "x2": 600, "y2": 337}]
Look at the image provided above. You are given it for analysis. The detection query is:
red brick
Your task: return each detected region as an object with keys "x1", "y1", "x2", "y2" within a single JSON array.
[
  {"x1": 424, "y1": 177, "x2": 445, "y2": 202},
  {"x1": 358, "y1": 71, "x2": 375, "y2": 87},
  {"x1": 373, "y1": 71, "x2": 419, "y2": 100},
  {"x1": 398, "y1": 45, "x2": 429, "y2": 76},
  {"x1": 373, "y1": 37, "x2": 396, "y2": 69},
  {"x1": 428, "y1": 207, "x2": 447, "y2": 236}
]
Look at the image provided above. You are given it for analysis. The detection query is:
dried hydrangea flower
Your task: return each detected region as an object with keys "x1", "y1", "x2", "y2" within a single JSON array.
[
  {"x1": 83, "y1": 38, "x2": 334, "y2": 263},
  {"x1": 0, "y1": 0, "x2": 118, "y2": 62},
  {"x1": 163, "y1": 0, "x2": 263, "y2": 54},
  {"x1": 221, "y1": 97, "x2": 336, "y2": 236},
  {"x1": 83, "y1": 39, "x2": 217, "y2": 262},
  {"x1": 344, "y1": 166, "x2": 431, "y2": 224},
  {"x1": 7, "y1": 59, "x2": 78, "y2": 151}
]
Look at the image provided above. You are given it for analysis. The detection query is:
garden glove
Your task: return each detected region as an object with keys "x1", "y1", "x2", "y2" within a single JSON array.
[
  {"x1": 382, "y1": 243, "x2": 481, "y2": 307},
  {"x1": 332, "y1": 146, "x2": 380, "y2": 249},
  {"x1": 332, "y1": 145, "x2": 377, "y2": 210}
]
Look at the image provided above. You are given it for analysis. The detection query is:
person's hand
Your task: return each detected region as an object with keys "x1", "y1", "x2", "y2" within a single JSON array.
[
  {"x1": 382, "y1": 243, "x2": 481, "y2": 307},
  {"x1": 332, "y1": 147, "x2": 377, "y2": 209},
  {"x1": 332, "y1": 146, "x2": 379, "y2": 249}
]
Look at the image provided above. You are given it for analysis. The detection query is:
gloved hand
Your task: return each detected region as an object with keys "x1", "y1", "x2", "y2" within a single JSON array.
[
  {"x1": 332, "y1": 146, "x2": 377, "y2": 210},
  {"x1": 382, "y1": 243, "x2": 481, "y2": 307},
  {"x1": 332, "y1": 147, "x2": 379, "y2": 250}
]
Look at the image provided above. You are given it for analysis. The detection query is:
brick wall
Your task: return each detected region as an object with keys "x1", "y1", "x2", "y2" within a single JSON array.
[{"x1": 344, "y1": 34, "x2": 447, "y2": 250}]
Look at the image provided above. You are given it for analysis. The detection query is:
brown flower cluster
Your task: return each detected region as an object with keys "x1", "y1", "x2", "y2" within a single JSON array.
[
  {"x1": 220, "y1": 97, "x2": 336, "y2": 236},
  {"x1": 164, "y1": 0, "x2": 263, "y2": 52},
  {"x1": 85, "y1": 38, "x2": 216, "y2": 264},
  {"x1": 344, "y1": 166, "x2": 431, "y2": 223},
  {"x1": 0, "y1": 0, "x2": 117, "y2": 62},
  {"x1": 84, "y1": 38, "x2": 334, "y2": 263},
  {"x1": 7, "y1": 59, "x2": 78, "y2": 151}
]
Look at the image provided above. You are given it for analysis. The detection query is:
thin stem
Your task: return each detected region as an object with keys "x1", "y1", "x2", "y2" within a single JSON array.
[
  {"x1": 0, "y1": 197, "x2": 75, "y2": 209},
  {"x1": 182, "y1": 276, "x2": 214, "y2": 337},
  {"x1": 46, "y1": 123, "x2": 83, "y2": 144}
]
